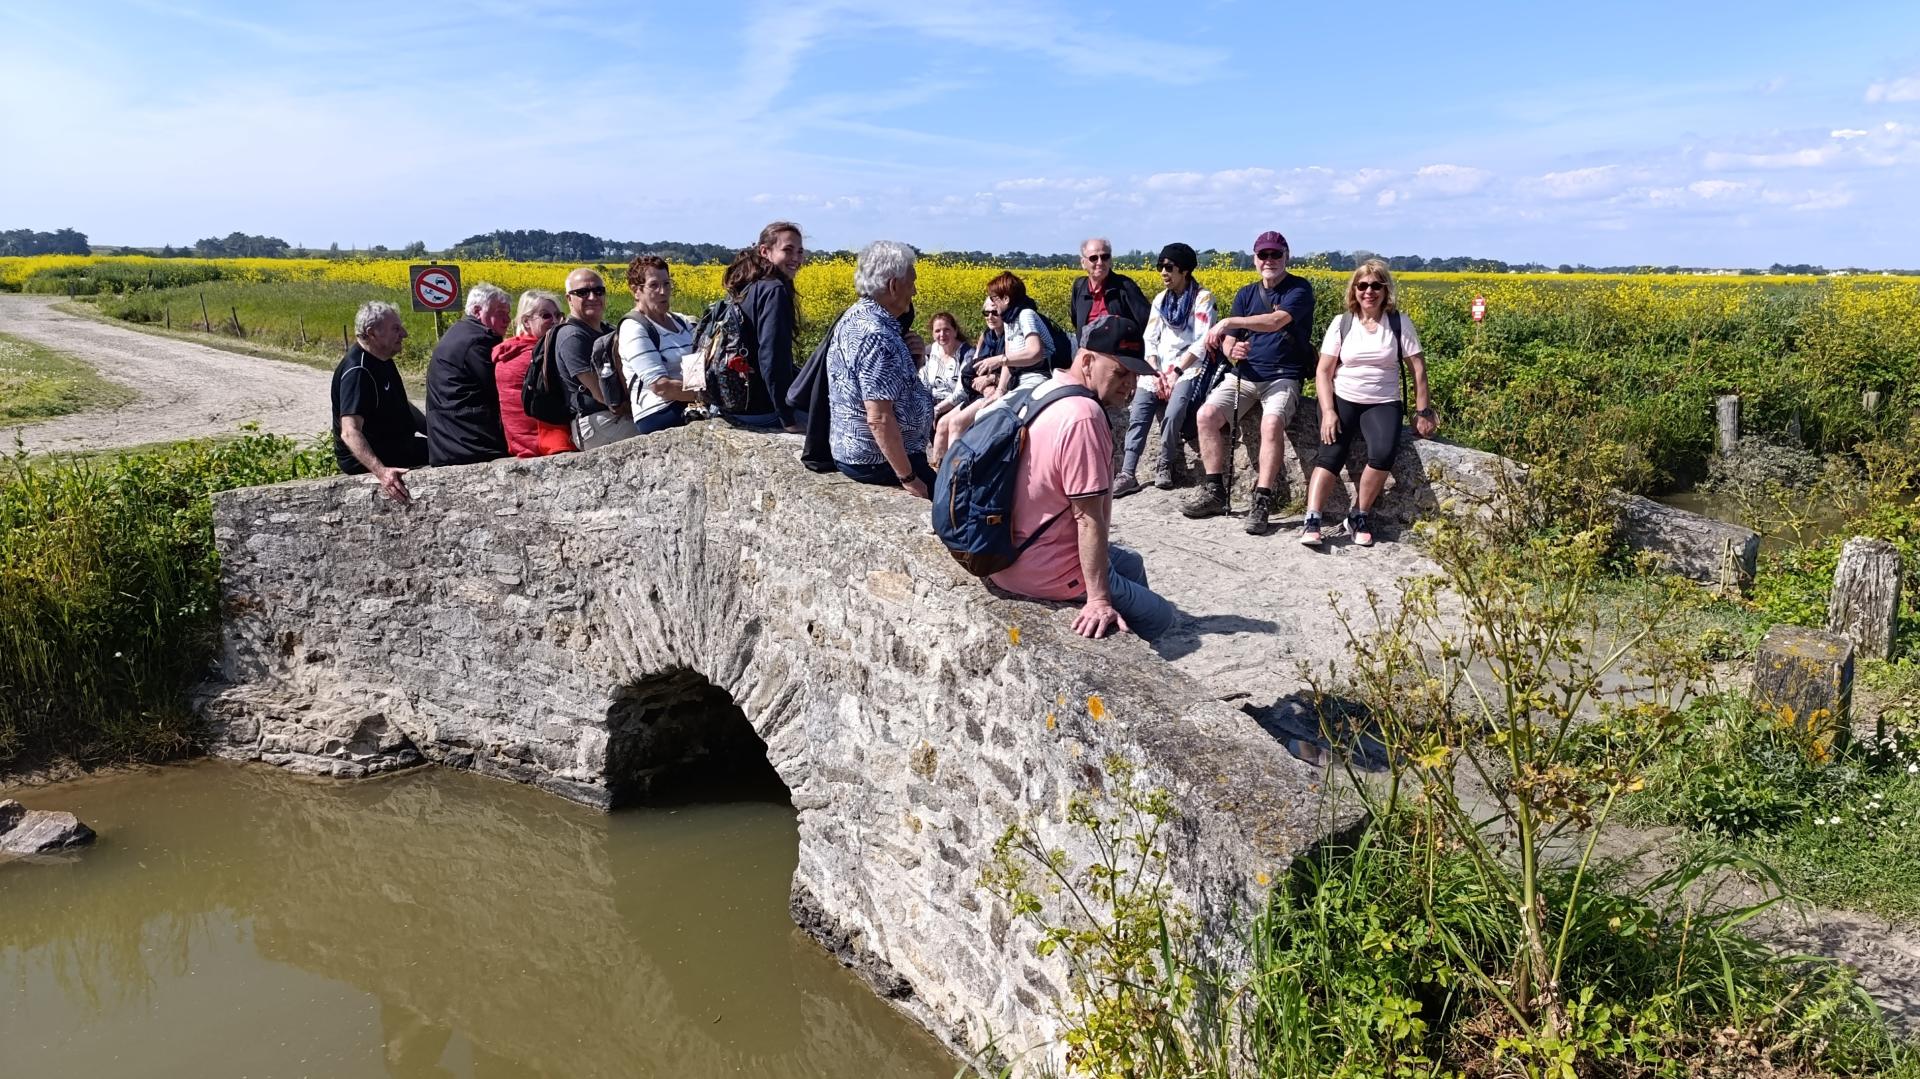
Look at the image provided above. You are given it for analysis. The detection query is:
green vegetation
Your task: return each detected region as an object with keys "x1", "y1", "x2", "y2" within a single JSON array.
[
  {"x1": 0, "y1": 331, "x2": 136, "y2": 424},
  {"x1": 0, "y1": 433, "x2": 333, "y2": 766}
]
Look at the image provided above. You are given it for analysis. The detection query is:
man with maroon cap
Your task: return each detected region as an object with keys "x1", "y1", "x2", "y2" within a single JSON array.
[
  {"x1": 989, "y1": 314, "x2": 1176, "y2": 641},
  {"x1": 1182, "y1": 230, "x2": 1316, "y2": 534}
]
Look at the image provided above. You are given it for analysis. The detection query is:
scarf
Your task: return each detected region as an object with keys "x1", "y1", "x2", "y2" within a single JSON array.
[{"x1": 1161, "y1": 280, "x2": 1199, "y2": 333}]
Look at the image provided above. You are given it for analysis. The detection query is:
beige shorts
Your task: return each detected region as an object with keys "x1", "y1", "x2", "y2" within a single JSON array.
[{"x1": 1204, "y1": 374, "x2": 1300, "y2": 421}]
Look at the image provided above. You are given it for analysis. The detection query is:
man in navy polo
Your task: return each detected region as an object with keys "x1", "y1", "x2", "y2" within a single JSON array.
[{"x1": 1181, "y1": 230, "x2": 1316, "y2": 535}]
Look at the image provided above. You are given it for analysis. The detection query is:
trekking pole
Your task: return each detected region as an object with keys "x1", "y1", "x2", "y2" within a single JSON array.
[{"x1": 1222, "y1": 343, "x2": 1240, "y2": 516}]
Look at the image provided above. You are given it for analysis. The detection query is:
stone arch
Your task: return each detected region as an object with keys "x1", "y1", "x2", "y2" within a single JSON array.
[{"x1": 602, "y1": 667, "x2": 787, "y2": 807}]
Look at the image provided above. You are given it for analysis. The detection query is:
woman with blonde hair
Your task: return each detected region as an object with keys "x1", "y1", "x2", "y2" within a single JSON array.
[
  {"x1": 1300, "y1": 259, "x2": 1437, "y2": 548},
  {"x1": 492, "y1": 289, "x2": 572, "y2": 456}
]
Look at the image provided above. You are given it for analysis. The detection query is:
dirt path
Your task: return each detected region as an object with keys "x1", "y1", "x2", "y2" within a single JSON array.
[{"x1": 0, "y1": 295, "x2": 332, "y2": 453}]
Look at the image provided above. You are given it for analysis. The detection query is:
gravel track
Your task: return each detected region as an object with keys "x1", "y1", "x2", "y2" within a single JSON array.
[{"x1": 1, "y1": 294, "x2": 332, "y2": 453}]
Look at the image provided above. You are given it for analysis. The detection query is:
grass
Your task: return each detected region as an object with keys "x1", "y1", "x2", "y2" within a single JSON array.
[
  {"x1": 0, "y1": 330, "x2": 137, "y2": 424},
  {"x1": 0, "y1": 432, "x2": 334, "y2": 767},
  {"x1": 1630, "y1": 694, "x2": 1920, "y2": 919},
  {"x1": 50, "y1": 298, "x2": 335, "y2": 373}
]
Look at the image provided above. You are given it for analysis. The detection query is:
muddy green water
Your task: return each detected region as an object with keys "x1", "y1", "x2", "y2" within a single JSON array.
[{"x1": 0, "y1": 762, "x2": 956, "y2": 1078}]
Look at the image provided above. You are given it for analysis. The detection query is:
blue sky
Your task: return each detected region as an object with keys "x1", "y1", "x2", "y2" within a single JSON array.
[{"x1": 2, "y1": 0, "x2": 1917, "y2": 266}]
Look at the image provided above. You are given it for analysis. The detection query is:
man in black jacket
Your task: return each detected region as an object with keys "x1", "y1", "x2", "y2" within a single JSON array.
[
  {"x1": 1069, "y1": 237, "x2": 1151, "y2": 334},
  {"x1": 425, "y1": 283, "x2": 510, "y2": 466}
]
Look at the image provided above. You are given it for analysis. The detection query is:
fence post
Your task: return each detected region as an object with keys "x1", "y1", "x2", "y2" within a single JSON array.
[
  {"x1": 230, "y1": 306, "x2": 244, "y2": 337},
  {"x1": 165, "y1": 305, "x2": 171, "y2": 330},
  {"x1": 200, "y1": 293, "x2": 212, "y2": 332},
  {"x1": 1829, "y1": 536, "x2": 1901, "y2": 661},
  {"x1": 1715, "y1": 394, "x2": 1740, "y2": 454},
  {"x1": 298, "y1": 314, "x2": 307, "y2": 347}
]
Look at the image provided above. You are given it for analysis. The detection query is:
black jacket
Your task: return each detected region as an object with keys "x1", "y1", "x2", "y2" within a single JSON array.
[
  {"x1": 1069, "y1": 273, "x2": 1151, "y2": 334},
  {"x1": 425, "y1": 316, "x2": 507, "y2": 466},
  {"x1": 739, "y1": 277, "x2": 798, "y2": 425}
]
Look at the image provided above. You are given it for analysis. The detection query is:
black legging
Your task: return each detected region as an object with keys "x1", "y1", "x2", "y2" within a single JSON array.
[{"x1": 1314, "y1": 396, "x2": 1401, "y2": 474}]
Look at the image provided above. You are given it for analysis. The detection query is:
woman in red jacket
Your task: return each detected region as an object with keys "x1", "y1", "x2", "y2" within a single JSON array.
[{"x1": 492, "y1": 290, "x2": 573, "y2": 456}]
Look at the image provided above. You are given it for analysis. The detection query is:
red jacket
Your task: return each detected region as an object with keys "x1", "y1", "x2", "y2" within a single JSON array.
[{"x1": 492, "y1": 334, "x2": 573, "y2": 457}]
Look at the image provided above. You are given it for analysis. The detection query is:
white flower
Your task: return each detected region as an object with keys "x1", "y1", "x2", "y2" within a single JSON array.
[
  {"x1": 1908, "y1": 763, "x2": 1918, "y2": 774},
  {"x1": 114, "y1": 651, "x2": 122, "y2": 658}
]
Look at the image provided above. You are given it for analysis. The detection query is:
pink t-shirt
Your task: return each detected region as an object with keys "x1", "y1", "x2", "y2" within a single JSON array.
[{"x1": 988, "y1": 383, "x2": 1112, "y2": 601}]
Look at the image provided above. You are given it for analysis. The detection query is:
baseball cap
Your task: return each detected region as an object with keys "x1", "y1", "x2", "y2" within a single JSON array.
[
  {"x1": 1157, "y1": 242, "x2": 1197, "y2": 273},
  {"x1": 1252, "y1": 230, "x2": 1289, "y2": 256},
  {"x1": 1079, "y1": 315, "x2": 1152, "y2": 375}
]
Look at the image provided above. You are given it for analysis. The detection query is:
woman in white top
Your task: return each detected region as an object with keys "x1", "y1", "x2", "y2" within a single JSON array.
[
  {"x1": 920, "y1": 311, "x2": 974, "y2": 410},
  {"x1": 619, "y1": 255, "x2": 703, "y2": 435},
  {"x1": 1301, "y1": 259, "x2": 1438, "y2": 548},
  {"x1": 930, "y1": 272, "x2": 1050, "y2": 466},
  {"x1": 1119, "y1": 242, "x2": 1216, "y2": 495}
]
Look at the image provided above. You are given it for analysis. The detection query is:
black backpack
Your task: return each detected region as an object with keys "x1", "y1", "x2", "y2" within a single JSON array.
[
  {"x1": 1037, "y1": 312, "x2": 1077, "y2": 371},
  {"x1": 691, "y1": 295, "x2": 755, "y2": 414},
  {"x1": 521, "y1": 323, "x2": 572, "y2": 426}
]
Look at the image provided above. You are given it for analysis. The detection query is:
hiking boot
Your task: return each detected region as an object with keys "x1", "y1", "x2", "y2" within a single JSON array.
[
  {"x1": 1181, "y1": 483, "x2": 1229, "y2": 519},
  {"x1": 1244, "y1": 489, "x2": 1275, "y2": 535},
  {"x1": 1300, "y1": 512, "x2": 1324, "y2": 547},
  {"x1": 1113, "y1": 472, "x2": 1142, "y2": 498},
  {"x1": 1152, "y1": 460, "x2": 1176, "y2": 490},
  {"x1": 1348, "y1": 510, "x2": 1375, "y2": 547}
]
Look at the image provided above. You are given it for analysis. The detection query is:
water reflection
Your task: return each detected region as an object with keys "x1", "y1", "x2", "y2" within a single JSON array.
[{"x1": 0, "y1": 762, "x2": 954, "y2": 1078}]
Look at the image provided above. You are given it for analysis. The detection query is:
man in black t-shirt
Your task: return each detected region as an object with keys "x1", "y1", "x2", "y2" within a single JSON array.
[{"x1": 332, "y1": 300, "x2": 428, "y2": 503}]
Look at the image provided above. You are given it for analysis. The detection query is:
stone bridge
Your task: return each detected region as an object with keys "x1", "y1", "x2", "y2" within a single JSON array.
[{"x1": 197, "y1": 415, "x2": 1754, "y2": 1066}]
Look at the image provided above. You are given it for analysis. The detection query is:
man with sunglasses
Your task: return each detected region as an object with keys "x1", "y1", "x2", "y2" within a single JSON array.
[
  {"x1": 1183, "y1": 230, "x2": 1315, "y2": 534},
  {"x1": 555, "y1": 267, "x2": 632, "y2": 450},
  {"x1": 1068, "y1": 237, "x2": 1150, "y2": 335}
]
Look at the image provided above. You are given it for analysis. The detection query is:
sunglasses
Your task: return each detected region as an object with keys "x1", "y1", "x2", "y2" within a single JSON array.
[
  {"x1": 1086, "y1": 253, "x2": 1111, "y2": 262},
  {"x1": 568, "y1": 285, "x2": 607, "y2": 298},
  {"x1": 1255, "y1": 250, "x2": 1286, "y2": 261},
  {"x1": 1354, "y1": 281, "x2": 1386, "y2": 292}
]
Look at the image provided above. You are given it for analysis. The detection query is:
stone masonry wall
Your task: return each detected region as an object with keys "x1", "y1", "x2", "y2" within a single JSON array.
[{"x1": 200, "y1": 423, "x2": 1353, "y2": 1068}]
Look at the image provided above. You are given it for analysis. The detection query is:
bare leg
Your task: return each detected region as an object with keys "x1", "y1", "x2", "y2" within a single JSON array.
[
  {"x1": 1305, "y1": 466, "x2": 1340, "y2": 514},
  {"x1": 1196, "y1": 403, "x2": 1229, "y2": 474},
  {"x1": 1257, "y1": 416, "x2": 1288, "y2": 490},
  {"x1": 1354, "y1": 465, "x2": 1391, "y2": 511}
]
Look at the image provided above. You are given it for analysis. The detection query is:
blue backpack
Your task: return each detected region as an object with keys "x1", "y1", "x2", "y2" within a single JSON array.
[{"x1": 933, "y1": 384, "x2": 1097, "y2": 577}]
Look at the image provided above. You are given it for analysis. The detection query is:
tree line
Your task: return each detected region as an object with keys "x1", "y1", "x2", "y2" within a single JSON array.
[{"x1": 1, "y1": 228, "x2": 90, "y2": 256}]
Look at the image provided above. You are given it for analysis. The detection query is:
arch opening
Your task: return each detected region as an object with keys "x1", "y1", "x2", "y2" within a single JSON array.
[{"x1": 603, "y1": 668, "x2": 788, "y2": 807}]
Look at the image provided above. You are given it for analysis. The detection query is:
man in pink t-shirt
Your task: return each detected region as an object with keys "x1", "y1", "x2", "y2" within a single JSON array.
[{"x1": 990, "y1": 316, "x2": 1176, "y2": 640}]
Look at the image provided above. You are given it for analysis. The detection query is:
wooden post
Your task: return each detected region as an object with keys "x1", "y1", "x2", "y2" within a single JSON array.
[
  {"x1": 343, "y1": 325, "x2": 350, "y2": 349},
  {"x1": 200, "y1": 293, "x2": 212, "y2": 332},
  {"x1": 434, "y1": 309, "x2": 444, "y2": 341},
  {"x1": 1715, "y1": 394, "x2": 1740, "y2": 454},
  {"x1": 165, "y1": 305, "x2": 171, "y2": 330},
  {"x1": 298, "y1": 314, "x2": 307, "y2": 347},
  {"x1": 230, "y1": 306, "x2": 244, "y2": 337},
  {"x1": 1828, "y1": 536, "x2": 1901, "y2": 661},
  {"x1": 1863, "y1": 390, "x2": 1884, "y2": 416}
]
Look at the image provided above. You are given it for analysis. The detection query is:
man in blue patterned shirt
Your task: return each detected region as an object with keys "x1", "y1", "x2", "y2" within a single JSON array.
[{"x1": 827, "y1": 240, "x2": 937, "y2": 496}]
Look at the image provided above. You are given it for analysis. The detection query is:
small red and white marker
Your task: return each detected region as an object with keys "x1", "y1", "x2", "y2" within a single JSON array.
[{"x1": 1471, "y1": 295, "x2": 1487, "y2": 323}]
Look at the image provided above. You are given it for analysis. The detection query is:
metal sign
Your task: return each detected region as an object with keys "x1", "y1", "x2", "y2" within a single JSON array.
[
  {"x1": 410, "y1": 264, "x2": 461, "y2": 312},
  {"x1": 1471, "y1": 294, "x2": 1487, "y2": 323}
]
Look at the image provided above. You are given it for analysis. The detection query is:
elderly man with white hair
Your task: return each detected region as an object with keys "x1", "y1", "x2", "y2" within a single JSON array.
[
  {"x1": 331, "y1": 300, "x2": 427, "y2": 503},
  {"x1": 825, "y1": 240, "x2": 936, "y2": 495},
  {"x1": 425, "y1": 281, "x2": 511, "y2": 466}
]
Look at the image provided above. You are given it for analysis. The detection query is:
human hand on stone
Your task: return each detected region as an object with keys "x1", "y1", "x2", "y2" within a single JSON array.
[
  {"x1": 377, "y1": 467, "x2": 412, "y2": 505},
  {"x1": 1073, "y1": 598, "x2": 1128, "y2": 639}
]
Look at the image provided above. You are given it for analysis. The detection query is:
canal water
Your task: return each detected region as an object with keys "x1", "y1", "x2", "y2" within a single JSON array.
[{"x1": 0, "y1": 761, "x2": 957, "y2": 1078}]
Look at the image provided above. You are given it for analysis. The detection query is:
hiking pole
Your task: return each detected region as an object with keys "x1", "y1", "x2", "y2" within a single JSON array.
[{"x1": 1222, "y1": 342, "x2": 1240, "y2": 517}]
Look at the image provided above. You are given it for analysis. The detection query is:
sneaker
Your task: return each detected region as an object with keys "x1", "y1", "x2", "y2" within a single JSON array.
[
  {"x1": 1300, "y1": 512, "x2": 1323, "y2": 547},
  {"x1": 1152, "y1": 460, "x2": 1175, "y2": 490},
  {"x1": 1113, "y1": 472, "x2": 1142, "y2": 498},
  {"x1": 1181, "y1": 484, "x2": 1228, "y2": 519},
  {"x1": 1244, "y1": 489, "x2": 1274, "y2": 535},
  {"x1": 1348, "y1": 510, "x2": 1374, "y2": 547}
]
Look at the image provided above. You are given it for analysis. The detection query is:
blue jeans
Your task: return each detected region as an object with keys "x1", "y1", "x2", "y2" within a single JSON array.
[
  {"x1": 1121, "y1": 378, "x2": 1202, "y2": 477},
  {"x1": 837, "y1": 452, "x2": 936, "y2": 489},
  {"x1": 1105, "y1": 545, "x2": 1176, "y2": 640},
  {"x1": 634, "y1": 402, "x2": 687, "y2": 435}
]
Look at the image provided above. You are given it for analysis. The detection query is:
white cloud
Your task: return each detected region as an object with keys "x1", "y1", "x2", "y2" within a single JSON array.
[
  {"x1": 1688, "y1": 179, "x2": 1748, "y2": 199},
  {"x1": 1531, "y1": 165, "x2": 1625, "y2": 199},
  {"x1": 1866, "y1": 75, "x2": 1920, "y2": 103},
  {"x1": 1409, "y1": 164, "x2": 1493, "y2": 197}
]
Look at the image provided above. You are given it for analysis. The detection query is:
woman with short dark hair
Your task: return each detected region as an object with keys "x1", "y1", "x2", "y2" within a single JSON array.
[{"x1": 620, "y1": 255, "x2": 702, "y2": 436}]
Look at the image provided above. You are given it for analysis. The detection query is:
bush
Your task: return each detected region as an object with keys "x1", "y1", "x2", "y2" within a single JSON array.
[{"x1": 0, "y1": 432, "x2": 334, "y2": 764}]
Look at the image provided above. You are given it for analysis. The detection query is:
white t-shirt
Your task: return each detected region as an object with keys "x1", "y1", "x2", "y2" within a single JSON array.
[
  {"x1": 619, "y1": 311, "x2": 697, "y2": 421},
  {"x1": 1005, "y1": 308, "x2": 1052, "y2": 369},
  {"x1": 1320, "y1": 313, "x2": 1423, "y2": 405}
]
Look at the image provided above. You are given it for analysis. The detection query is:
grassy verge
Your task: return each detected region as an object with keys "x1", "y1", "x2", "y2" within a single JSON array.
[
  {"x1": 0, "y1": 331, "x2": 137, "y2": 424},
  {"x1": 0, "y1": 433, "x2": 334, "y2": 767},
  {"x1": 52, "y1": 298, "x2": 336, "y2": 373}
]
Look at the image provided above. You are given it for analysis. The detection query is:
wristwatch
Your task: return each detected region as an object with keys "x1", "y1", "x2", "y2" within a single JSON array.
[{"x1": 1415, "y1": 408, "x2": 1436, "y2": 420}]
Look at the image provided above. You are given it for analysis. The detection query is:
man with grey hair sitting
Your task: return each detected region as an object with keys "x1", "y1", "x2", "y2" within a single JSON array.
[
  {"x1": 425, "y1": 281, "x2": 510, "y2": 466},
  {"x1": 331, "y1": 300, "x2": 427, "y2": 503},
  {"x1": 825, "y1": 240, "x2": 936, "y2": 495}
]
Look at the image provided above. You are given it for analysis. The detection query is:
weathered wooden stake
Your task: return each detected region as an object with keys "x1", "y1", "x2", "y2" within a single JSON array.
[
  {"x1": 165, "y1": 305, "x2": 171, "y2": 330},
  {"x1": 1715, "y1": 394, "x2": 1740, "y2": 454},
  {"x1": 200, "y1": 292, "x2": 212, "y2": 332},
  {"x1": 230, "y1": 306, "x2": 244, "y2": 337},
  {"x1": 1863, "y1": 390, "x2": 1884, "y2": 416},
  {"x1": 342, "y1": 325, "x2": 350, "y2": 349},
  {"x1": 298, "y1": 314, "x2": 307, "y2": 346},
  {"x1": 1828, "y1": 536, "x2": 1901, "y2": 661}
]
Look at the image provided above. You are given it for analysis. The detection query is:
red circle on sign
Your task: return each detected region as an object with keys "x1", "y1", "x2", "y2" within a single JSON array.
[{"x1": 413, "y1": 268, "x2": 457, "y2": 311}]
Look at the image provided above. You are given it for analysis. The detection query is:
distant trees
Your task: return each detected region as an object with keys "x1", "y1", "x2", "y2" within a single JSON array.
[
  {"x1": 191, "y1": 232, "x2": 291, "y2": 258},
  {"x1": 0, "y1": 228, "x2": 90, "y2": 256},
  {"x1": 448, "y1": 229, "x2": 738, "y2": 264}
]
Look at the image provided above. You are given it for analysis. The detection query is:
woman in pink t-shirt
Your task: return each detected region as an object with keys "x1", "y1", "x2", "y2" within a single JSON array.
[{"x1": 1300, "y1": 260, "x2": 1438, "y2": 548}]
